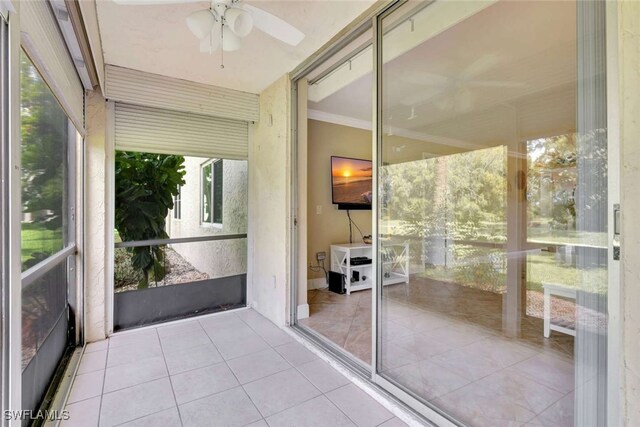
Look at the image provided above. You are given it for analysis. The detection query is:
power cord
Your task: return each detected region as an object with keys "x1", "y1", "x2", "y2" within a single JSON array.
[
  {"x1": 309, "y1": 258, "x2": 328, "y2": 283},
  {"x1": 346, "y1": 210, "x2": 365, "y2": 244}
]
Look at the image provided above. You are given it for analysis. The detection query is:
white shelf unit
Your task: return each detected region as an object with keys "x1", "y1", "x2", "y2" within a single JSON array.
[{"x1": 330, "y1": 243, "x2": 409, "y2": 295}]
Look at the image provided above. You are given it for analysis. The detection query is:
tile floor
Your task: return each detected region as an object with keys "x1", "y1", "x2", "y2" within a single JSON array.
[
  {"x1": 301, "y1": 276, "x2": 576, "y2": 427},
  {"x1": 62, "y1": 309, "x2": 410, "y2": 427}
]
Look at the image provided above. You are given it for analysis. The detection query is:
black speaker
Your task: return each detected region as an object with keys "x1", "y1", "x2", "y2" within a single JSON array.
[{"x1": 328, "y1": 271, "x2": 346, "y2": 294}]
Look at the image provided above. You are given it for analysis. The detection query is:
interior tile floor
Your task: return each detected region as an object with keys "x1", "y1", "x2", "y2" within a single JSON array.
[
  {"x1": 301, "y1": 276, "x2": 575, "y2": 427},
  {"x1": 62, "y1": 309, "x2": 410, "y2": 427}
]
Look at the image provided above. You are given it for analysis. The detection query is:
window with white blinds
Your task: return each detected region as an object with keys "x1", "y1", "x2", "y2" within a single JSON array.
[
  {"x1": 114, "y1": 103, "x2": 249, "y2": 160},
  {"x1": 20, "y1": 0, "x2": 84, "y2": 134}
]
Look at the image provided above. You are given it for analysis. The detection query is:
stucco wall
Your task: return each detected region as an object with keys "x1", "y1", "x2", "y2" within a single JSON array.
[
  {"x1": 166, "y1": 157, "x2": 248, "y2": 278},
  {"x1": 620, "y1": 1, "x2": 640, "y2": 424},
  {"x1": 84, "y1": 91, "x2": 108, "y2": 342},
  {"x1": 247, "y1": 75, "x2": 291, "y2": 327}
]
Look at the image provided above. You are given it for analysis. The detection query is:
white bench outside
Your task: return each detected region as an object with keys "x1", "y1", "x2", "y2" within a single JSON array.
[{"x1": 543, "y1": 282, "x2": 577, "y2": 338}]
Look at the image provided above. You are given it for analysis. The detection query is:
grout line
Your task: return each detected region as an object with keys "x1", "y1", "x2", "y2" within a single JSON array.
[
  {"x1": 109, "y1": 306, "x2": 250, "y2": 338},
  {"x1": 222, "y1": 311, "x2": 335, "y2": 420},
  {"x1": 95, "y1": 338, "x2": 109, "y2": 427},
  {"x1": 111, "y1": 406, "x2": 179, "y2": 427},
  {"x1": 156, "y1": 327, "x2": 184, "y2": 427},
  {"x1": 200, "y1": 312, "x2": 268, "y2": 421}
]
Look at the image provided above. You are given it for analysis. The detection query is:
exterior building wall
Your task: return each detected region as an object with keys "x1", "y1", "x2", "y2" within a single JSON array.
[{"x1": 166, "y1": 157, "x2": 248, "y2": 279}]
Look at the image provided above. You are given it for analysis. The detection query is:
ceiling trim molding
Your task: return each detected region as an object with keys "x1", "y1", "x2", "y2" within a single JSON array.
[
  {"x1": 308, "y1": 108, "x2": 372, "y2": 131},
  {"x1": 308, "y1": 108, "x2": 481, "y2": 150}
]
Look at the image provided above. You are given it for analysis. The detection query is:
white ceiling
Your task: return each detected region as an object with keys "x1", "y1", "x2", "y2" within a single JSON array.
[
  {"x1": 309, "y1": 0, "x2": 577, "y2": 148},
  {"x1": 96, "y1": 0, "x2": 376, "y2": 94}
]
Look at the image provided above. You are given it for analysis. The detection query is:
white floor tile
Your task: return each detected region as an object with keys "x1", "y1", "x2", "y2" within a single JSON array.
[
  {"x1": 296, "y1": 359, "x2": 350, "y2": 393},
  {"x1": 77, "y1": 350, "x2": 107, "y2": 374},
  {"x1": 274, "y1": 342, "x2": 318, "y2": 367},
  {"x1": 163, "y1": 342, "x2": 223, "y2": 375},
  {"x1": 62, "y1": 396, "x2": 101, "y2": 427},
  {"x1": 85, "y1": 340, "x2": 108, "y2": 353},
  {"x1": 213, "y1": 332, "x2": 270, "y2": 360},
  {"x1": 243, "y1": 368, "x2": 322, "y2": 417},
  {"x1": 106, "y1": 339, "x2": 163, "y2": 368},
  {"x1": 326, "y1": 384, "x2": 394, "y2": 427},
  {"x1": 99, "y1": 378, "x2": 175, "y2": 427},
  {"x1": 171, "y1": 362, "x2": 239, "y2": 405},
  {"x1": 103, "y1": 355, "x2": 168, "y2": 393},
  {"x1": 108, "y1": 328, "x2": 159, "y2": 349},
  {"x1": 117, "y1": 407, "x2": 182, "y2": 427},
  {"x1": 227, "y1": 348, "x2": 291, "y2": 384},
  {"x1": 265, "y1": 395, "x2": 355, "y2": 427},
  {"x1": 157, "y1": 320, "x2": 203, "y2": 339},
  {"x1": 67, "y1": 370, "x2": 105, "y2": 404},
  {"x1": 159, "y1": 328, "x2": 212, "y2": 351},
  {"x1": 179, "y1": 386, "x2": 262, "y2": 427},
  {"x1": 378, "y1": 418, "x2": 409, "y2": 427},
  {"x1": 238, "y1": 310, "x2": 294, "y2": 347}
]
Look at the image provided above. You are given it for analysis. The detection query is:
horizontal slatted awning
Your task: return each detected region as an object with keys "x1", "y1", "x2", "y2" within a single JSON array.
[
  {"x1": 106, "y1": 65, "x2": 259, "y2": 123},
  {"x1": 115, "y1": 103, "x2": 249, "y2": 159}
]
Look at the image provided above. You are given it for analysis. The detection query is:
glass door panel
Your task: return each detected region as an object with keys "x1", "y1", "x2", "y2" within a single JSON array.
[{"x1": 377, "y1": 1, "x2": 608, "y2": 425}]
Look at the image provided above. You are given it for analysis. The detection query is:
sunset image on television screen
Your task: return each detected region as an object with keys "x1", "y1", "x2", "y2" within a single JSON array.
[{"x1": 332, "y1": 157, "x2": 372, "y2": 204}]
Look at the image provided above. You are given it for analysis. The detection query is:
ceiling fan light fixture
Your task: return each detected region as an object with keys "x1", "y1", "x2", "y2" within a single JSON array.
[
  {"x1": 222, "y1": 25, "x2": 241, "y2": 51},
  {"x1": 199, "y1": 27, "x2": 220, "y2": 53},
  {"x1": 186, "y1": 9, "x2": 216, "y2": 40},
  {"x1": 225, "y1": 7, "x2": 253, "y2": 38}
]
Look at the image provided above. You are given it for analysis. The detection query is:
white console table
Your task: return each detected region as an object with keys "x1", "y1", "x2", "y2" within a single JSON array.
[
  {"x1": 543, "y1": 282, "x2": 576, "y2": 338},
  {"x1": 330, "y1": 243, "x2": 409, "y2": 295}
]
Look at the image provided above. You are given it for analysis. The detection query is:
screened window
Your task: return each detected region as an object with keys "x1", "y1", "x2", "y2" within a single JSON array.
[
  {"x1": 201, "y1": 159, "x2": 223, "y2": 225},
  {"x1": 20, "y1": 49, "x2": 78, "y2": 414}
]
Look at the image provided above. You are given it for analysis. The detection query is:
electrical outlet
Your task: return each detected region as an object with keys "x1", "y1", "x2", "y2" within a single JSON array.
[
  {"x1": 316, "y1": 251, "x2": 326, "y2": 261},
  {"x1": 316, "y1": 205, "x2": 322, "y2": 215}
]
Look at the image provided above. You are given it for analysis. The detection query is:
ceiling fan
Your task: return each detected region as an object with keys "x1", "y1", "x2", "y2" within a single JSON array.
[
  {"x1": 112, "y1": 0, "x2": 305, "y2": 68},
  {"x1": 399, "y1": 55, "x2": 527, "y2": 113}
]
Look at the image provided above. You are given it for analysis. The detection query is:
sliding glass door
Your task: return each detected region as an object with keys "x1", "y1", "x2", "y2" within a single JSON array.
[{"x1": 375, "y1": 1, "x2": 608, "y2": 426}]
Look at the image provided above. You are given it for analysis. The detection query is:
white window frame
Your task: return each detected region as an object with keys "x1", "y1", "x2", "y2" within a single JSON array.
[
  {"x1": 200, "y1": 158, "x2": 223, "y2": 227},
  {"x1": 173, "y1": 185, "x2": 182, "y2": 220}
]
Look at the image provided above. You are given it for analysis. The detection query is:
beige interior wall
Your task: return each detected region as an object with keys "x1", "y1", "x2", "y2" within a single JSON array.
[{"x1": 306, "y1": 120, "x2": 373, "y2": 282}]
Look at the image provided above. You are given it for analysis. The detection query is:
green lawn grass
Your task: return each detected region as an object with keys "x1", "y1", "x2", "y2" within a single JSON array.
[
  {"x1": 420, "y1": 251, "x2": 607, "y2": 294},
  {"x1": 21, "y1": 224, "x2": 63, "y2": 268}
]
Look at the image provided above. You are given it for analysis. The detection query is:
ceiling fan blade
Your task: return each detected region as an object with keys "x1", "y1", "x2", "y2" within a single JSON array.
[
  {"x1": 112, "y1": 0, "x2": 201, "y2": 5},
  {"x1": 400, "y1": 70, "x2": 449, "y2": 87},
  {"x1": 242, "y1": 4, "x2": 304, "y2": 46},
  {"x1": 466, "y1": 80, "x2": 527, "y2": 88},
  {"x1": 460, "y1": 54, "x2": 505, "y2": 80}
]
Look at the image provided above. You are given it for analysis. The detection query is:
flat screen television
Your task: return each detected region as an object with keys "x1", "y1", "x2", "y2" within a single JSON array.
[{"x1": 331, "y1": 156, "x2": 372, "y2": 210}]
